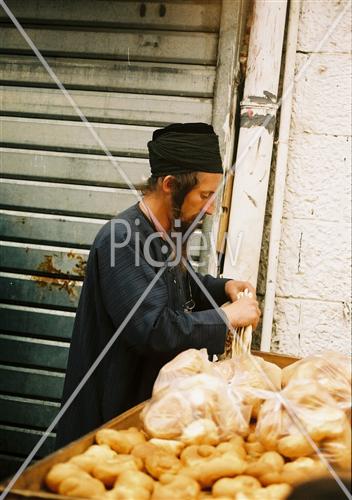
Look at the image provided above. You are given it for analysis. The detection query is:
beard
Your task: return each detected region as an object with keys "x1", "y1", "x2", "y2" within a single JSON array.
[
  {"x1": 172, "y1": 212, "x2": 205, "y2": 240},
  {"x1": 176, "y1": 218, "x2": 197, "y2": 238},
  {"x1": 169, "y1": 214, "x2": 205, "y2": 272},
  {"x1": 169, "y1": 197, "x2": 206, "y2": 270}
]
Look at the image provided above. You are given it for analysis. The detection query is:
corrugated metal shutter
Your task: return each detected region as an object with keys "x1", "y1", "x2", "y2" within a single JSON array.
[{"x1": 0, "y1": 0, "x2": 244, "y2": 476}]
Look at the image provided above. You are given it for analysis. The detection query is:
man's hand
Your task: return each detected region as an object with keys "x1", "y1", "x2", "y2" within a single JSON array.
[
  {"x1": 221, "y1": 295, "x2": 261, "y2": 330},
  {"x1": 225, "y1": 280, "x2": 256, "y2": 302}
]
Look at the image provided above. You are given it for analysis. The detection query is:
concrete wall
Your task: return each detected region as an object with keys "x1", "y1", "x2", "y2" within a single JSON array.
[{"x1": 258, "y1": 0, "x2": 351, "y2": 356}]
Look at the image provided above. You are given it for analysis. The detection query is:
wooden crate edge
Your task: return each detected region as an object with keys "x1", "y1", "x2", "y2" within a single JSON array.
[{"x1": 0, "y1": 353, "x2": 298, "y2": 497}]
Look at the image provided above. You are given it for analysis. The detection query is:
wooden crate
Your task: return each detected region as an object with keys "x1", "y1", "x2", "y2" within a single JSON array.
[{"x1": 0, "y1": 351, "x2": 298, "y2": 499}]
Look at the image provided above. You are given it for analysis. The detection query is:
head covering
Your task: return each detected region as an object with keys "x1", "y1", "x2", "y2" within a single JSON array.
[{"x1": 148, "y1": 122, "x2": 223, "y2": 176}]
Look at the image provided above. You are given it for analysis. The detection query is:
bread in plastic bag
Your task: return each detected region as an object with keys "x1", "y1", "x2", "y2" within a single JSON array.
[
  {"x1": 212, "y1": 358, "x2": 236, "y2": 381},
  {"x1": 282, "y1": 351, "x2": 351, "y2": 413},
  {"x1": 255, "y1": 380, "x2": 350, "y2": 468},
  {"x1": 152, "y1": 348, "x2": 217, "y2": 397},
  {"x1": 142, "y1": 390, "x2": 194, "y2": 440},
  {"x1": 228, "y1": 355, "x2": 282, "y2": 419},
  {"x1": 320, "y1": 418, "x2": 351, "y2": 471},
  {"x1": 142, "y1": 372, "x2": 251, "y2": 442}
]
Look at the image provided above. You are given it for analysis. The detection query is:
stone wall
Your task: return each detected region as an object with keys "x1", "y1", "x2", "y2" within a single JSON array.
[{"x1": 258, "y1": 0, "x2": 351, "y2": 356}]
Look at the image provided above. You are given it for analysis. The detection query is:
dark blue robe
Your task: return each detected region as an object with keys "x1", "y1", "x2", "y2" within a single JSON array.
[{"x1": 55, "y1": 203, "x2": 228, "y2": 448}]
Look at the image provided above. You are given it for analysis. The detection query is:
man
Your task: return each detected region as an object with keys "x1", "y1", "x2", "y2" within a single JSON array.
[{"x1": 56, "y1": 123, "x2": 260, "y2": 448}]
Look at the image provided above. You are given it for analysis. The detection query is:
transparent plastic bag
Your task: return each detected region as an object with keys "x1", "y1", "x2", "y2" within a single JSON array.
[
  {"x1": 321, "y1": 421, "x2": 351, "y2": 471},
  {"x1": 254, "y1": 380, "x2": 350, "y2": 468},
  {"x1": 226, "y1": 354, "x2": 282, "y2": 419},
  {"x1": 142, "y1": 370, "x2": 252, "y2": 442},
  {"x1": 282, "y1": 351, "x2": 351, "y2": 413},
  {"x1": 212, "y1": 357, "x2": 236, "y2": 381},
  {"x1": 152, "y1": 348, "x2": 219, "y2": 397}
]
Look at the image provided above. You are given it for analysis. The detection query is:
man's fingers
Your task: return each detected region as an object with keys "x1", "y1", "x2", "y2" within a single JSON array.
[{"x1": 244, "y1": 281, "x2": 257, "y2": 298}]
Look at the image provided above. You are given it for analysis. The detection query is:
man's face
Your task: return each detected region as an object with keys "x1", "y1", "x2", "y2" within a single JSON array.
[{"x1": 179, "y1": 172, "x2": 222, "y2": 230}]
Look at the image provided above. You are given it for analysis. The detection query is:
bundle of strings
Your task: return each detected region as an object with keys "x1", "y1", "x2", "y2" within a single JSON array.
[
  {"x1": 219, "y1": 289, "x2": 253, "y2": 360},
  {"x1": 232, "y1": 289, "x2": 253, "y2": 356},
  {"x1": 147, "y1": 122, "x2": 223, "y2": 176}
]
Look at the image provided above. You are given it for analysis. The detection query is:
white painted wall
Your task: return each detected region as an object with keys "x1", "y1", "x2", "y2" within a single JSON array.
[{"x1": 257, "y1": 0, "x2": 351, "y2": 356}]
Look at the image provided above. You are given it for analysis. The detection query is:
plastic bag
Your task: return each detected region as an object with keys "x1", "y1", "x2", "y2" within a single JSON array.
[
  {"x1": 254, "y1": 380, "x2": 350, "y2": 470},
  {"x1": 142, "y1": 371, "x2": 252, "y2": 442},
  {"x1": 321, "y1": 421, "x2": 351, "y2": 470},
  {"x1": 281, "y1": 351, "x2": 351, "y2": 414},
  {"x1": 223, "y1": 354, "x2": 282, "y2": 419},
  {"x1": 212, "y1": 357, "x2": 236, "y2": 381},
  {"x1": 152, "y1": 348, "x2": 219, "y2": 397}
]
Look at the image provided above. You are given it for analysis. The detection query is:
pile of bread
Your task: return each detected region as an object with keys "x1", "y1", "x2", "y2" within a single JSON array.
[{"x1": 46, "y1": 349, "x2": 351, "y2": 499}]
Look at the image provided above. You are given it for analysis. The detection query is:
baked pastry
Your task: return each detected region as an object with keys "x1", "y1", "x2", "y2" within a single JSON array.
[
  {"x1": 103, "y1": 486, "x2": 150, "y2": 500},
  {"x1": 114, "y1": 470, "x2": 154, "y2": 492},
  {"x1": 145, "y1": 450, "x2": 182, "y2": 479},
  {"x1": 142, "y1": 391, "x2": 193, "y2": 439},
  {"x1": 259, "y1": 470, "x2": 284, "y2": 487},
  {"x1": 152, "y1": 473, "x2": 200, "y2": 500},
  {"x1": 245, "y1": 451, "x2": 284, "y2": 477},
  {"x1": 198, "y1": 493, "x2": 213, "y2": 500},
  {"x1": 149, "y1": 438, "x2": 185, "y2": 456},
  {"x1": 255, "y1": 380, "x2": 347, "y2": 456},
  {"x1": 180, "y1": 450, "x2": 247, "y2": 488},
  {"x1": 180, "y1": 444, "x2": 218, "y2": 466},
  {"x1": 212, "y1": 475, "x2": 261, "y2": 497},
  {"x1": 212, "y1": 358, "x2": 236, "y2": 381},
  {"x1": 104, "y1": 470, "x2": 154, "y2": 500},
  {"x1": 46, "y1": 461, "x2": 107, "y2": 497},
  {"x1": 131, "y1": 442, "x2": 160, "y2": 462},
  {"x1": 281, "y1": 457, "x2": 328, "y2": 485},
  {"x1": 181, "y1": 418, "x2": 220, "y2": 446},
  {"x1": 260, "y1": 456, "x2": 327, "y2": 486},
  {"x1": 244, "y1": 440, "x2": 266, "y2": 459},
  {"x1": 321, "y1": 420, "x2": 352, "y2": 470},
  {"x1": 92, "y1": 455, "x2": 143, "y2": 487},
  {"x1": 216, "y1": 436, "x2": 247, "y2": 459},
  {"x1": 58, "y1": 475, "x2": 106, "y2": 498},
  {"x1": 69, "y1": 444, "x2": 117, "y2": 473},
  {"x1": 282, "y1": 351, "x2": 351, "y2": 412},
  {"x1": 306, "y1": 408, "x2": 347, "y2": 442},
  {"x1": 251, "y1": 483, "x2": 292, "y2": 500},
  {"x1": 95, "y1": 427, "x2": 146, "y2": 454},
  {"x1": 45, "y1": 463, "x2": 86, "y2": 493},
  {"x1": 277, "y1": 433, "x2": 315, "y2": 459},
  {"x1": 185, "y1": 373, "x2": 250, "y2": 438},
  {"x1": 152, "y1": 348, "x2": 213, "y2": 396},
  {"x1": 230, "y1": 355, "x2": 282, "y2": 419},
  {"x1": 144, "y1": 351, "x2": 254, "y2": 442}
]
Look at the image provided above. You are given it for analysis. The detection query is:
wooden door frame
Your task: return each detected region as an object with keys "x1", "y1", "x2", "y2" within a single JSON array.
[{"x1": 199, "y1": 0, "x2": 250, "y2": 275}]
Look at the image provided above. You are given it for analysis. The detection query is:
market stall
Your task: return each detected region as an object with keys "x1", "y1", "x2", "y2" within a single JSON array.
[{"x1": 1, "y1": 349, "x2": 350, "y2": 500}]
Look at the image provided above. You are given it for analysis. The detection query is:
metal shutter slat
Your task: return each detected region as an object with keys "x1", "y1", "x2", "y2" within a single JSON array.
[{"x1": 1, "y1": 56, "x2": 216, "y2": 97}]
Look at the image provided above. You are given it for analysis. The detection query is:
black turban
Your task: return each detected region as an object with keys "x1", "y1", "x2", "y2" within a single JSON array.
[{"x1": 147, "y1": 123, "x2": 223, "y2": 176}]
